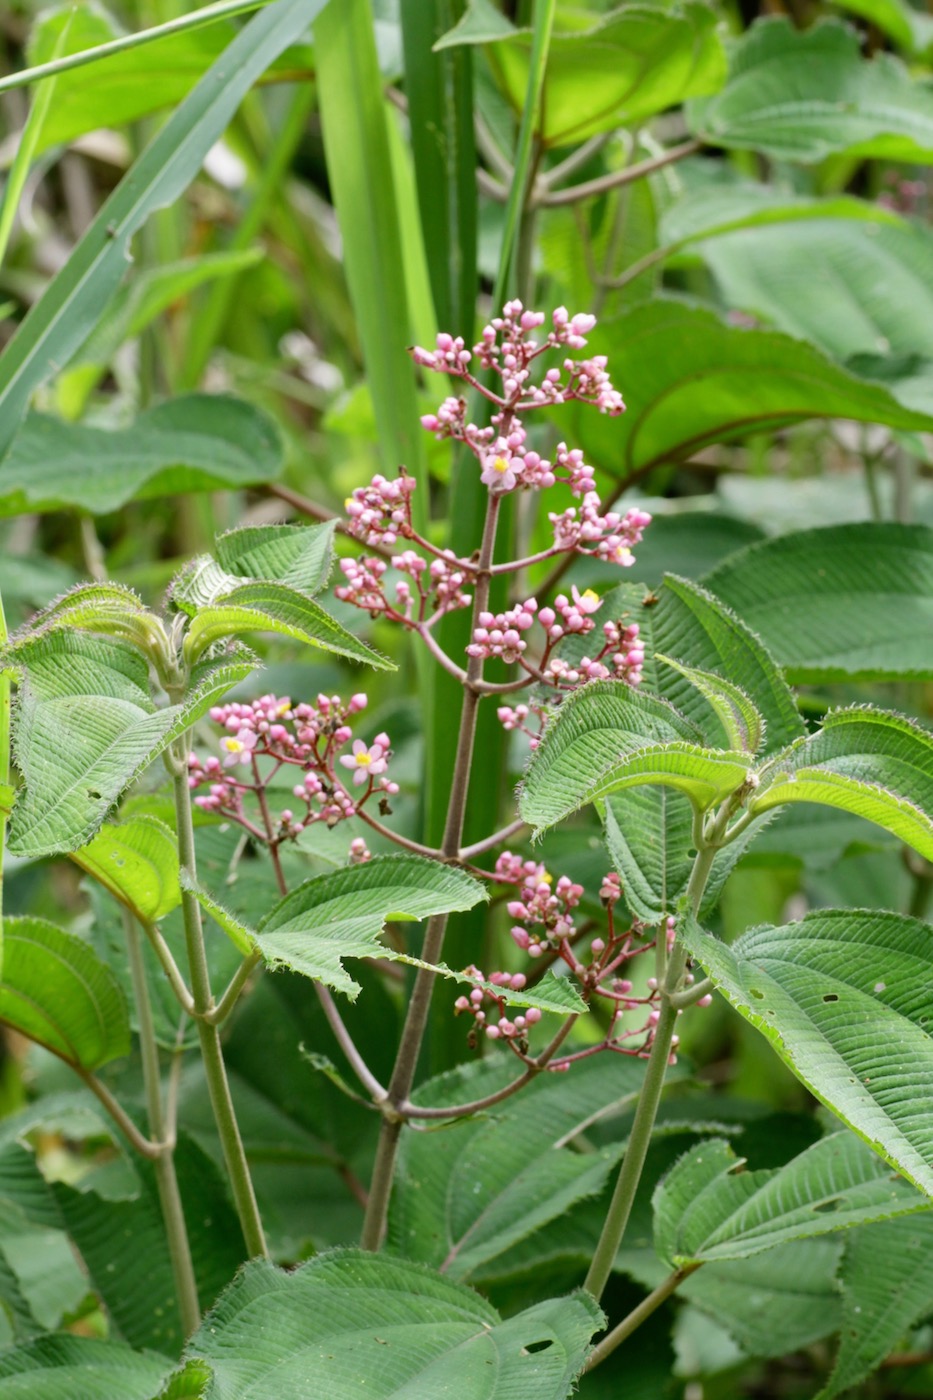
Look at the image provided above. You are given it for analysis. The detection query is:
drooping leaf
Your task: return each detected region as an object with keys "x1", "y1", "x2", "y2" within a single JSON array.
[
  {"x1": 683, "y1": 908, "x2": 933, "y2": 1195},
  {"x1": 392, "y1": 1053, "x2": 681, "y2": 1280},
  {"x1": 705, "y1": 522, "x2": 933, "y2": 682},
  {"x1": 0, "y1": 1335, "x2": 172, "y2": 1400},
  {"x1": 256, "y1": 855, "x2": 488, "y2": 998},
  {"x1": 170, "y1": 1249, "x2": 602, "y2": 1397},
  {"x1": 0, "y1": 397, "x2": 283, "y2": 517},
  {"x1": 484, "y1": 4, "x2": 726, "y2": 146},
  {"x1": 656, "y1": 656, "x2": 764, "y2": 755},
  {"x1": 0, "y1": 916, "x2": 129, "y2": 1070},
  {"x1": 654, "y1": 1132, "x2": 928, "y2": 1267},
  {"x1": 9, "y1": 631, "x2": 255, "y2": 857},
  {"x1": 518, "y1": 681, "x2": 750, "y2": 836},
  {"x1": 688, "y1": 17, "x2": 933, "y2": 162},
  {"x1": 70, "y1": 816, "x2": 181, "y2": 923},
  {"x1": 184, "y1": 581, "x2": 391, "y2": 670},
  {"x1": 0, "y1": 0, "x2": 327, "y2": 459},
  {"x1": 54, "y1": 1132, "x2": 245, "y2": 1354},
  {"x1": 817, "y1": 1215, "x2": 933, "y2": 1399},
  {"x1": 571, "y1": 298, "x2": 933, "y2": 481},
  {"x1": 750, "y1": 707, "x2": 933, "y2": 861}
]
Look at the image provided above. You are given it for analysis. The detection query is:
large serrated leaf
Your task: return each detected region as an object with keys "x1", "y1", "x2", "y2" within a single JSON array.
[
  {"x1": 0, "y1": 916, "x2": 129, "y2": 1070},
  {"x1": 255, "y1": 855, "x2": 487, "y2": 998},
  {"x1": 0, "y1": 1335, "x2": 172, "y2": 1399},
  {"x1": 688, "y1": 17, "x2": 933, "y2": 162},
  {"x1": 391, "y1": 1053, "x2": 684, "y2": 1281},
  {"x1": 0, "y1": 0, "x2": 327, "y2": 459},
  {"x1": 10, "y1": 632, "x2": 256, "y2": 857},
  {"x1": 683, "y1": 908, "x2": 933, "y2": 1195},
  {"x1": 185, "y1": 581, "x2": 391, "y2": 670},
  {"x1": 816, "y1": 1215, "x2": 933, "y2": 1399},
  {"x1": 0, "y1": 397, "x2": 282, "y2": 516},
  {"x1": 750, "y1": 707, "x2": 933, "y2": 860},
  {"x1": 70, "y1": 816, "x2": 181, "y2": 923},
  {"x1": 170, "y1": 1249, "x2": 602, "y2": 1398},
  {"x1": 657, "y1": 655, "x2": 765, "y2": 755},
  {"x1": 519, "y1": 681, "x2": 751, "y2": 834},
  {"x1": 705, "y1": 522, "x2": 933, "y2": 682},
  {"x1": 654, "y1": 1132, "x2": 929, "y2": 1266}
]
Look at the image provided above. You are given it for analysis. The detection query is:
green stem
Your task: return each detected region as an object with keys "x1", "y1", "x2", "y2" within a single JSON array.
[
  {"x1": 583, "y1": 835, "x2": 719, "y2": 1302},
  {"x1": 0, "y1": 587, "x2": 8, "y2": 985},
  {"x1": 584, "y1": 1265, "x2": 701, "y2": 1371},
  {"x1": 168, "y1": 744, "x2": 267, "y2": 1258},
  {"x1": 122, "y1": 908, "x2": 200, "y2": 1336}
]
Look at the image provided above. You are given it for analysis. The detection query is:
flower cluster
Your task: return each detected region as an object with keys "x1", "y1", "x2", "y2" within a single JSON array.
[
  {"x1": 335, "y1": 548, "x2": 471, "y2": 623},
  {"x1": 549, "y1": 496, "x2": 651, "y2": 565},
  {"x1": 186, "y1": 692, "x2": 397, "y2": 842},
  {"x1": 493, "y1": 851, "x2": 585, "y2": 956},
  {"x1": 344, "y1": 471, "x2": 417, "y2": 548},
  {"x1": 453, "y1": 968, "x2": 543, "y2": 1047}
]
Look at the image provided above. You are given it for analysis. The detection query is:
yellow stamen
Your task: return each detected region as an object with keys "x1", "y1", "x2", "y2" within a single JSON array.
[
  {"x1": 581, "y1": 589, "x2": 599, "y2": 605},
  {"x1": 493, "y1": 455, "x2": 510, "y2": 474},
  {"x1": 355, "y1": 752, "x2": 372, "y2": 766},
  {"x1": 222, "y1": 737, "x2": 244, "y2": 754}
]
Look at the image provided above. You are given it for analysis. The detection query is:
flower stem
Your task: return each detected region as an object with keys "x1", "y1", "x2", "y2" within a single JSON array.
[
  {"x1": 361, "y1": 495, "x2": 502, "y2": 1250},
  {"x1": 168, "y1": 745, "x2": 267, "y2": 1259},
  {"x1": 583, "y1": 833, "x2": 718, "y2": 1302},
  {"x1": 584, "y1": 1264, "x2": 702, "y2": 1371},
  {"x1": 122, "y1": 908, "x2": 200, "y2": 1336}
]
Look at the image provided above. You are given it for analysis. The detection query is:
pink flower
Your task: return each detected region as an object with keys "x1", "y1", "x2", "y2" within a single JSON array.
[
  {"x1": 221, "y1": 729, "x2": 258, "y2": 768},
  {"x1": 339, "y1": 739, "x2": 388, "y2": 786},
  {"x1": 480, "y1": 452, "x2": 519, "y2": 493}
]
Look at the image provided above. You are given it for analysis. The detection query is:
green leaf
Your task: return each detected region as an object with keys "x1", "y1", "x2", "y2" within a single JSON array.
[
  {"x1": 0, "y1": 0, "x2": 326, "y2": 459},
  {"x1": 255, "y1": 855, "x2": 487, "y2": 998},
  {"x1": 70, "y1": 816, "x2": 181, "y2": 923},
  {"x1": 705, "y1": 522, "x2": 933, "y2": 682},
  {"x1": 817, "y1": 1215, "x2": 933, "y2": 1399},
  {"x1": 0, "y1": 1336, "x2": 172, "y2": 1400},
  {"x1": 656, "y1": 656, "x2": 765, "y2": 755},
  {"x1": 518, "y1": 681, "x2": 751, "y2": 836},
  {"x1": 392, "y1": 1053, "x2": 677, "y2": 1280},
  {"x1": 315, "y1": 0, "x2": 430, "y2": 497},
  {"x1": 0, "y1": 916, "x2": 129, "y2": 1070},
  {"x1": 750, "y1": 706, "x2": 933, "y2": 861},
  {"x1": 184, "y1": 581, "x2": 391, "y2": 670},
  {"x1": 0, "y1": 396, "x2": 283, "y2": 516},
  {"x1": 830, "y1": 0, "x2": 933, "y2": 56},
  {"x1": 181, "y1": 874, "x2": 256, "y2": 957},
  {"x1": 688, "y1": 17, "x2": 933, "y2": 163},
  {"x1": 172, "y1": 1250, "x2": 602, "y2": 1397},
  {"x1": 214, "y1": 522, "x2": 336, "y2": 596},
  {"x1": 658, "y1": 180, "x2": 902, "y2": 253},
  {"x1": 683, "y1": 908, "x2": 933, "y2": 1196},
  {"x1": 485, "y1": 4, "x2": 726, "y2": 147},
  {"x1": 9, "y1": 631, "x2": 256, "y2": 857},
  {"x1": 699, "y1": 219, "x2": 933, "y2": 402},
  {"x1": 54, "y1": 1132, "x2": 245, "y2": 1354},
  {"x1": 434, "y1": 0, "x2": 520, "y2": 48},
  {"x1": 681, "y1": 1240, "x2": 843, "y2": 1358},
  {"x1": 24, "y1": 3, "x2": 312, "y2": 155},
  {"x1": 573, "y1": 299, "x2": 933, "y2": 485},
  {"x1": 654, "y1": 1132, "x2": 929, "y2": 1267},
  {"x1": 401, "y1": 0, "x2": 477, "y2": 336}
]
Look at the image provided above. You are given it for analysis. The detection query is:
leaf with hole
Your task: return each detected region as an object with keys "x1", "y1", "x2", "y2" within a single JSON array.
[
  {"x1": 683, "y1": 908, "x2": 933, "y2": 1195},
  {"x1": 654, "y1": 1132, "x2": 929, "y2": 1267},
  {"x1": 167, "y1": 1249, "x2": 602, "y2": 1397}
]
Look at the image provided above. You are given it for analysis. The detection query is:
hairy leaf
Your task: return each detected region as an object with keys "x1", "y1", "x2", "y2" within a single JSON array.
[
  {"x1": 171, "y1": 1249, "x2": 602, "y2": 1397},
  {"x1": 213, "y1": 522, "x2": 336, "y2": 596},
  {"x1": 656, "y1": 655, "x2": 765, "y2": 755},
  {"x1": 684, "y1": 908, "x2": 933, "y2": 1194},
  {"x1": 0, "y1": 1335, "x2": 172, "y2": 1399},
  {"x1": 654, "y1": 1132, "x2": 928, "y2": 1266},
  {"x1": 70, "y1": 816, "x2": 181, "y2": 923}
]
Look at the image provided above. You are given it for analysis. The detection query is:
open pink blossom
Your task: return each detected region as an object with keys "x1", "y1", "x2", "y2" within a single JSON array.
[
  {"x1": 221, "y1": 729, "x2": 258, "y2": 768},
  {"x1": 480, "y1": 452, "x2": 519, "y2": 493},
  {"x1": 339, "y1": 739, "x2": 388, "y2": 786}
]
